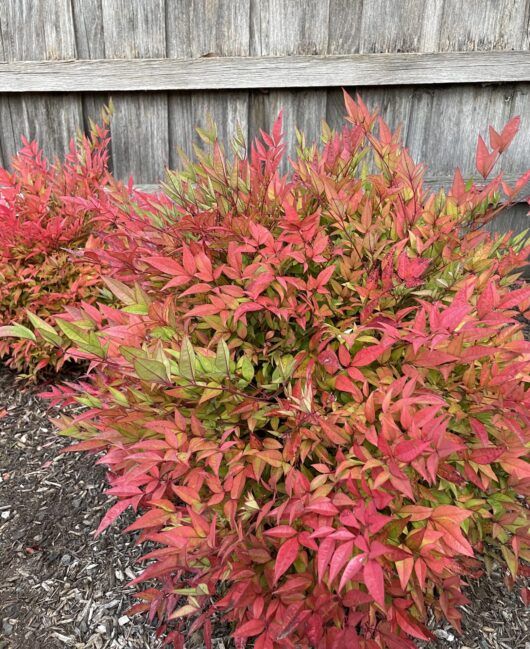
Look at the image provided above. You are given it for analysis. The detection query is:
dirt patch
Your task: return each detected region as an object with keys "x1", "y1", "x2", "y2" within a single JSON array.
[{"x1": 0, "y1": 364, "x2": 528, "y2": 648}]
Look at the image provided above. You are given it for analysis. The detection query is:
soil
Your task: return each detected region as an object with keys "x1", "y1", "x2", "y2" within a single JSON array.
[{"x1": 0, "y1": 364, "x2": 528, "y2": 649}]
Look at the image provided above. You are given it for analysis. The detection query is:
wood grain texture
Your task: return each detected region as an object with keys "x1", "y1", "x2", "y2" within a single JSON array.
[
  {"x1": 70, "y1": 0, "x2": 111, "y2": 149},
  {"x1": 0, "y1": 0, "x2": 83, "y2": 165},
  {"x1": 484, "y1": 203, "x2": 529, "y2": 237},
  {"x1": 435, "y1": 0, "x2": 530, "y2": 52},
  {"x1": 166, "y1": 0, "x2": 250, "y2": 165},
  {"x1": 2, "y1": 51, "x2": 529, "y2": 91},
  {"x1": 327, "y1": 0, "x2": 530, "y2": 54},
  {"x1": 100, "y1": 0, "x2": 168, "y2": 183},
  {"x1": 249, "y1": 0, "x2": 328, "y2": 167}
]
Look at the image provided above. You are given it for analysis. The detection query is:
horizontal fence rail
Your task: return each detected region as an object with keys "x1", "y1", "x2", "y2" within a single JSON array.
[{"x1": 2, "y1": 51, "x2": 530, "y2": 92}]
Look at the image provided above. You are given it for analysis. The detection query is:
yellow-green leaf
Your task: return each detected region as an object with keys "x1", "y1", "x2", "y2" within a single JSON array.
[
  {"x1": 26, "y1": 311, "x2": 63, "y2": 345},
  {"x1": 179, "y1": 337, "x2": 196, "y2": 382},
  {"x1": 0, "y1": 324, "x2": 36, "y2": 341},
  {"x1": 198, "y1": 381, "x2": 221, "y2": 403},
  {"x1": 56, "y1": 320, "x2": 105, "y2": 358},
  {"x1": 238, "y1": 356, "x2": 254, "y2": 383},
  {"x1": 133, "y1": 357, "x2": 170, "y2": 384},
  {"x1": 215, "y1": 339, "x2": 231, "y2": 376},
  {"x1": 122, "y1": 303, "x2": 149, "y2": 315}
]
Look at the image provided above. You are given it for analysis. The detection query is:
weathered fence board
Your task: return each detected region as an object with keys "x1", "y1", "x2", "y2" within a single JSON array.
[
  {"x1": 100, "y1": 0, "x2": 169, "y2": 183},
  {"x1": 166, "y1": 0, "x2": 251, "y2": 162},
  {"x1": 1, "y1": 51, "x2": 528, "y2": 92},
  {"x1": 0, "y1": 0, "x2": 83, "y2": 166}
]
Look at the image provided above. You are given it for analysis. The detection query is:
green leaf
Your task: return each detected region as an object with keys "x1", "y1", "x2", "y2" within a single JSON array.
[
  {"x1": 133, "y1": 357, "x2": 171, "y2": 384},
  {"x1": 179, "y1": 337, "x2": 196, "y2": 382},
  {"x1": 119, "y1": 345, "x2": 148, "y2": 362},
  {"x1": 122, "y1": 303, "x2": 149, "y2": 315},
  {"x1": 26, "y1": 311, "x2": 63, "y2": 345},
  {"x1": 0, "y1": 324, "x2": 36, "y2": 341},
  {"x1": 56, "y1": 320, "x2": 105, "y2": 358},
  {"x1": 238, "y1": 356, "x2": 254, "y2": 383},
  {"x1": 215, "y1": 339, "x2": 231, "y2": 377},
  {"x1": 107, "y1": 386, "x2": 129, "y2": 406},
  {"x1": 151, "y1": 326, "x2": 176, "y2": 341},
  {"x1": 196, "y1": 354, "x2": 215, "y2": 375},
  {"x1": 198, "y1": 381, "x2": 222, "y2": 403},
  {"x1": 55, "y1": 320, "x2": 89, "y2": 345}
]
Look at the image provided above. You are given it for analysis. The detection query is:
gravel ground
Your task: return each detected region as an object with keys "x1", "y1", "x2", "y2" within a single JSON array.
[{"x1": 0, "y1": 363, "x2": 528, "y2": 649}]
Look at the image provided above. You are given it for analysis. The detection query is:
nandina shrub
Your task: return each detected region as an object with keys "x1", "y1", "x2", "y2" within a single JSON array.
[
  {"x1": 0, "y1": 117, "x2": 116, "y2": 377},
  {"x1": 40, "y1": 94, "x2": 530, "y2": 648}
]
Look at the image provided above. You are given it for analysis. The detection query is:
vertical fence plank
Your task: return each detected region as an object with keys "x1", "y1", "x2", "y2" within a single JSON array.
[
  {"x1": 326, "y1": 0, "x2": 435, "y2": 153},
  {"x1": 0, "y1": 0, "x2": 83, "y2": 166},
  {"x1": 166, "y1": 0, "x2": 250, "y2": 167},
  {"x1": 249, "y1": 0, "x2": 330, "y2": 165},
  {"x1": 101, "y1": 0, "x2": 169, "y2": 183},
  {"x1": 436, "y1": 0, "x2": 529, "y2": 51},
  {"x1": 71, "y1": 0, "x2": 110, "y2": 139}
]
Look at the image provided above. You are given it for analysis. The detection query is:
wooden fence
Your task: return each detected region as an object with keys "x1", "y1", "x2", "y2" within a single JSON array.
[{"x1": 1, "y1": 0, "x2": 529, "y2": 231}]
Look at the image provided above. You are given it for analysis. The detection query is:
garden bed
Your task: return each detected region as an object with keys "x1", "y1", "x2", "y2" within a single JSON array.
[
  {"x1": 0, "y1": 365, "x2": 162, "y2": 649},
  {"x1": 0, "y1": 364, "x2": 528, "y2": 649}
]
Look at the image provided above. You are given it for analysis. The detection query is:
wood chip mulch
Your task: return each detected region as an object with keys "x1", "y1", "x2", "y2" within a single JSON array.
[{"x1": 0, "y1": 364, "x2": 528, "y2": 649}]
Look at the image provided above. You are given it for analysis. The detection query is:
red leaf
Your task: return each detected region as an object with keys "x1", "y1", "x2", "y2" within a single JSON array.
[
  {"x1": 317, "y1": 348, "x2": 340, "y2": 375},
  {"x1": 338, "y1": 554, "x2": 366, "y2": 591},
  {"x1": 475, "y1": 135, "x2": 497, "y2": 178},
  {"x1": 233, "y1": 301, "x2": 264, "y2": 322},
  {"x1": 397, "y1": 253, "x2": 430, "y2": 286},
  {"x1": 433, "y1": 505, "x2": 473, "y2": 525},
  {"x1": 363, "y1": 559, "x2": 385, "y2": 607},
  {"x1": 477, "y1": 282, "x2": 497, "y2": 317},
  {"x1": 172, "y1": 485, "x2": 201, "y2": 506},
  {"x1": 306, "y1": 500, "x2": 339, "y2": 516},
  {"x1": 319, "y1": 418, "x2": 349, "y2": 444},
  {"x1": 315, "y1": 265, "x2": 335, "y2": 289},
  {"x1": 317, "y1": 537, "x2": 336, "y2": 583},
  {"x1": 351, "y1": 342, "x2": 392, "y2": 367},
  {"x1": 95, "y1": 499, "x2": 131, "y2": 536},
  {"x1": 490, "y1": 116, "x2": 520, "y2": 153},
  {"x1": 247, "y1": 272, "x2": 275, "y2": 300},
  {"x1": 146, "y1": 256, "x2": 184, "y2": 276},
  {"x1": 233, "y1": 619, "x2": 266, "y2": 638},
  {"x1": 272, "y1": 111, "x2": 283, "y2": 144},
  {"x1": 469, "y1": 447, "x2": 504, "y2": 464},
  {"x1": 439, "y1": 302, "x2": 470, "y2": 330},
  {"x1": 335, "y1": 374, "x2": 362, "y2": 399},
  {"x1": 264, "y1": 525, "x2": 297, "y2": 539},
  {"x1": 450, "y1": 167, "x2": 466, "y2": 199},
  {"x1": 185, "y1": 303, "x2": 220, "y2": 318},
  {"x1": 394, "y1": 439, "x2": 430, "y2": 462},
  {"x1": 395, "y1": 556, "x2": 414, "y2": 590},
  {"x1": 329, "y1": 540, "x2": 354, "y2": 584},
  {"x1": 394, "y1": 610, "x2": 431, "y2": 641},
  {"x1": 274, "y1": 536, "x2": 299, "y2": 584}
]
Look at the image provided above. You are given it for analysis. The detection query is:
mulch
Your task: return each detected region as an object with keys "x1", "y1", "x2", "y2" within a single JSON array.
[{"x1": 0, "y1": 363, "x2": 528, "y2": 649}]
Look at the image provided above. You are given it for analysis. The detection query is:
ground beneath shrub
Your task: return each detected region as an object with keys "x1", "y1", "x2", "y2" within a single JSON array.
[{"x1": 0, "y1": 364, "x2": 528, "y2": 649}]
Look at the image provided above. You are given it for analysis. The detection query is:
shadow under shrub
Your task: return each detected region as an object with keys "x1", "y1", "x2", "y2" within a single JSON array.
[{"x1": 39, "y1": 94, "x2": 530, "y2": 648}]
